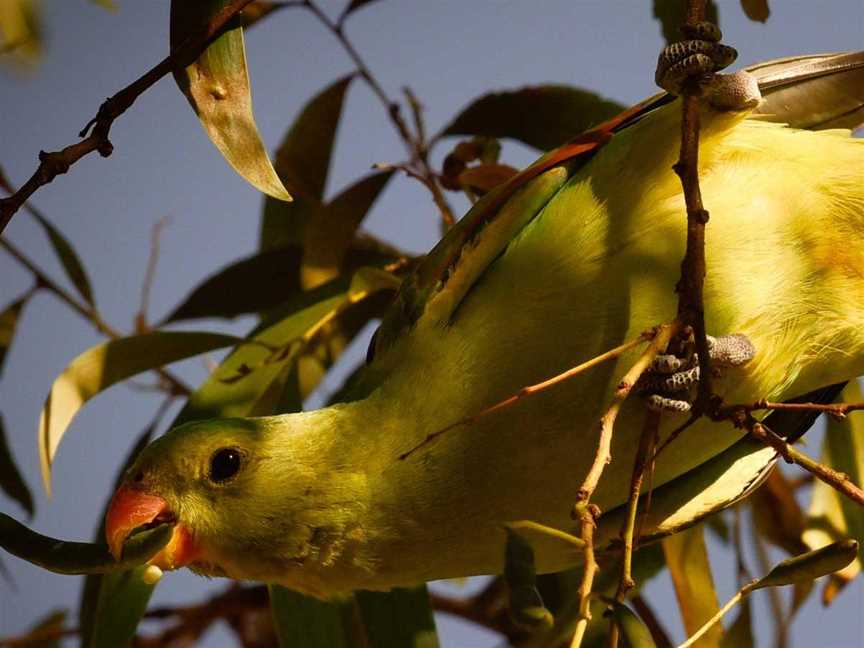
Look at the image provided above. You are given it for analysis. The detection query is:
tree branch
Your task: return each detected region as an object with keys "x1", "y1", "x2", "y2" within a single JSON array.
[{"x1": 0, "y1": 0, "x2": 258, "y2": 234}]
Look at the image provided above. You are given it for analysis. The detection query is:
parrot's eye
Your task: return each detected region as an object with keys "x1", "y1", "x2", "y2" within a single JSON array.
[{"x1": 208, "y1": 448, "x2": 242, "y2": 483}]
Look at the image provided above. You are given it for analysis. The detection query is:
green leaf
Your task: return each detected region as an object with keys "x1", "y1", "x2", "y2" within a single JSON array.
[
  {"x1": 38, "y1": 331, "x2": 241, "y2": 494},
  {"x1": 603, "y1": 599, "x2": 657, "y2": 648},
  {"x1": 170, "y1": 1, "x2": 292, "y2": 202},
  {"x1": 260, "y1": 76, "x2": 354, "y2": 251},
  {"x1": 302, "y1": 171, "x2": 394, "y2": 289},
  {"x1": 30, "y1": 212, "x2": 96, "y2": 306},
  {"x1": 753, "y1": 540, "x2": 859, "y2": 590},
  {"x1": 0, "y1": 513, "x2": 172, "y2": 575},
  {"x1": 653, "y1": 0, "x2": 719, "y2": 45},
  {"x1": 25, "y1": 608, "x2": 67, "y2": 648},
  {"x1": 340, "y1": 0, "x2": 382, "y2": 21},
  {"x1": 356, "y1": 587, "x2": 439, "y2": 648},
  {"x1": 662, "y1": 525, "x2": 722, "y2": 647},
  {"x1": 0, "y1": 414, "x2": 33, "y2": 517},
  {"x1": 269, "y1": 585, "x2": 355, "y2": 647},
  {"x1": 740, "y1": 0, "x2": 769, "y2": 22},
  {"x1": 0, "y1": 0, "x2": 42, "y2": 67},
  {"x1": 504, "y1": 527, "x2": 554, "y2": 630},
  {"x1": 0, "y1": 293, "x2": 28, "y2": 378},
  {"x1": 439, "y1": 86, "x2": 625, "y2": 151}
]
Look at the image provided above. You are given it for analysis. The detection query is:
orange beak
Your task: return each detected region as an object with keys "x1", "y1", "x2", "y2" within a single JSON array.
[{"x1": 105, "y1": 486, "x2": 201, "y2": 570}]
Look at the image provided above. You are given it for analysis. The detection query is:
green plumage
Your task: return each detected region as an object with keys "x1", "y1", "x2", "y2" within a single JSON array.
[{"x1": 125, "y1": 53, "x2": 864, "y2": 597}]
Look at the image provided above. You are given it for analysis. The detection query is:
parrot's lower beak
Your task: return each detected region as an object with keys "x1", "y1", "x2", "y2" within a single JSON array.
[{"x1": 105, "y1": 486, "x2": 200, "y2": 570}]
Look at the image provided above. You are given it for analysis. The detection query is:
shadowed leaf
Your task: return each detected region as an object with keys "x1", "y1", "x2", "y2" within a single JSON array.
[
  {"x1": 261, "y1": 76, "x2": 354, "y2": 251},
  {"x1": 740, "y1": 0, "x2": 769, "y2": 22},
  {"x1": 440, "y1": 85, "x2": 624, "y2": 151},
  {"x1": 340, "y1": 0, "x2": 382, "y2": 21},
  {"x1": 750, "y1": 470, "x2": 808, "y2": 556},
  {"x1": 504, "y1": 528, "x2": 554, "y2": 630},
  {"x1": 0, "y1": 294, "x2": 28, "y2": 378},
  {"x1": 719, "y1": 597, "x2": 753, "y2": 648},
  {"x1": 0, "y1": 414, "x2": 34, "y2": 518},
  {"x1": 603, "y1": 599, "x2": 657, "y2": 648},
  {"x1": 170, "y1": 1, "x2": 292, "y2": 202},
  {"x1": 0, "y1": 0, "x2": 42, "y2": 67},
  {"x1": 31, "y1": 212, "x2": 95, "y2": 306},
  {"x1": 302, "y1": 170, "x2": 393, "y2": 289},
  {"x1": 38, "y1": 331, "x2": 241, "y2": 494},
  {"x1": 356, "y1": 587, "x2": 439, "y2": 648},
  {"x1": 653, "y1": 0, "x2": 719, "y2": 45},
  {"x1": 662, "y1": 525, "x2": 722, "y2": 647},
  {"x1": 24, "y1": 608, "x2": 67, "y2": 648},
  {"x1": 753, "y1": 540, "x2": 859, "y2": 590},
  {"x1": 269, "y1": 585, "x2": 355, "y2": 647}
]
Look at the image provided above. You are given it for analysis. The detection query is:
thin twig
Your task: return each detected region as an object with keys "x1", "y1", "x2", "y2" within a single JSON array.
[
  {"x1": 0, "y1": 0, "x2": 257, "y2": 233},
  {"x1": 398, "y1": 327, "x2": 660, "y2": 460},
  {"x1": 749, "y1": 421, "x2": 864, "y2": 506},
  {"x1": 720, "y1": 399, "x2": 864, "y2": 421},
  {"x1": 607, "y1": 410, "x2": 662, "y2": 648},
  {"x1": 302, "y1": 0, "x2": 456, "y2": 227},
  {"x1": 672, "y1": 0, "x2": 713, "y2": 416},
  {"x1": 135, "y1": 217, "x2": 170, "y2": 333},
  {"x1": 569, "y1": 322, "x2": 678, "y2": 648}
]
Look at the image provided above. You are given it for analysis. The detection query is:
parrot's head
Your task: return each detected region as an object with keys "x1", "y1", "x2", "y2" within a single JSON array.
[{"x1": 104, "y1": 409, "x2": 374, "y2": 594}]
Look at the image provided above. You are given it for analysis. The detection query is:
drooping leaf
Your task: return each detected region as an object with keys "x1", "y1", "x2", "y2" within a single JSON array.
[
  {"x1": 653, "y1": 0, "x2": 719, "y2": 45},
  {"x1": 269, "y1": 585, "x2": 355, "y2": 647},
  {"x1": 340, "y1": 0, "x2": 382, "y2": 21},
  {"x1": 356, "y1": 587, "x2": 439, "y2": 648},
  {"x1": 24, "y1": 608, "x2": 67, "y2": 648},
  {"x1": 752, "y1": 539, "x2": 859, "y2": 590},
  {"x1": 38, "y1": 331, "x2": 241, "y2": 494},
  {"x1": 0, "y1": 293, "x2": 28, "y2": 378},
  {"x1": 740, "y1": 0, "x2": 769, "y2": 22},
  {"x1": 0, "y1": 414, "x2": 34, "y2": 518},
  {"x1": 603, "y1": 599, "x2": 657, "y2": 648},
  {"x1": 504, "y1": 528, "x2": 554, "y2": 630},
  {"x1": 662, "y1": 525, "x2": 723, "y2": 647},
  {"x1": 750, "y1": 470, "x2": 808, "y2": 556},
  {"x1": 439, "y1": 85, "x2": 625, "y2": 151},
  {"x1": 458, "y1": 163, "x2": 519, "y2": 197},
  {"x1": 170, "y1": 1, "x2": 292, "y2": 202},
  {"x1": 0, "y1": 513, "x2": 172, "y2": 575},
  {"x1": 30, "y1": 212, "x2": 95, "y2": 306},
  {"x1": 719, "y1": 597, "x2": 754, "y2": 648},
  {"x1": 0, "y1": 0, "x2": 42, "y2": 67},
  {"x1": 301, "y1": 170, "x2": 393, "y2": 289},
  {"x1": 261, "y1": 76, "x2": 354, "y2": 251}
]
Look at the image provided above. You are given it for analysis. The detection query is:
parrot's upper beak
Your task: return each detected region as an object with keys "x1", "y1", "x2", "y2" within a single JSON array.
[{"x1": 105, "y1": 485, "x2": 201, "y2": 570}]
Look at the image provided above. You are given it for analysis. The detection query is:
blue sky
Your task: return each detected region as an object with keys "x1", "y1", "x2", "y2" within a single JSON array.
[{"x1": 1, "y1": 1, "x2": 862, "y2": 646}]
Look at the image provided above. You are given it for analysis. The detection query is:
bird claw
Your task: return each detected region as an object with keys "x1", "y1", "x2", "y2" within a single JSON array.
[
  {"x1": 655, "y1": 21, "x2": 738, "y2": 96},
  {"x1": 638, "y1": 333, "x2": 756, "y2": 414}
]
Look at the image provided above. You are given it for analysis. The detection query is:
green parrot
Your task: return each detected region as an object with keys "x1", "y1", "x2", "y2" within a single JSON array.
[{"x1": 105, "y1": 48, "x2": 864, "y2": 598}]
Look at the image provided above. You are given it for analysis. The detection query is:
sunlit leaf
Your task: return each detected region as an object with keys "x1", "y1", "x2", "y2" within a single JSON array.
[
  {"x1": 0, "y1": 414, "x2": 33, "y2": 518},
  {"x1": 340, "y1": 0, "x2": 382, "y2": 21},
  {"x1": 356, "y1": 587, "x2": 439, "y2": 648},
  {"x1": 261, "y1": 76, "x2": 354, "y2": 251},
  {"x1": 603, "y1": 598, "x2": 657, "y2": 648},
  {"x1": 439, "y1": 85, "x2": 625, "y2": 151},
  {"x1": 302, "y1": 170, "x2": 393, "y2": 289},
  {"x1": 0, "y1": 293, "x2": 27, "y2": 378},
  {"x1": 753, "y1": 540, "x2": 859, "y2": 590},
  {"x1": 38, "y1": 331, "x2": 241, "y2": 494},
  {"x1": 170, "y1": 1, "x2": 292, "y2": 202},
  {"x1": 0, "y1": 513, "x2": 172, "y2": 575},
  {"x1": 662, "y1": 525, "x2": 722, "y2": 647},
  {"x1": 740, "y1": 0, "x2": 769, "y2": 22},
  {"x1": 269, "y1": 585, "x2": 354, "y2": 647},
  {"x1": 653, "y1": 0, "x2": 719, "y2": 45},
  {"x1": 504, "y1": 528, "x2": 553, "y2": 630},
  {"x1": 24, "y1": 608, "x2": 66, "y2": 648},
  {"x1": 0, "y1": 0, "x2": 41, "y2": 67},
  {"x1": 30, "y1": 212, "x2": 95, "y2": 306}
]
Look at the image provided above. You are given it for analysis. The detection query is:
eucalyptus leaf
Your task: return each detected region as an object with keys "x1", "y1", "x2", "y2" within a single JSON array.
[
  {"x1": 269, "y1": 585, "x2": 355, "y2": 647},
  {"x1": 740, "y1": 0, "x2": 769, "y2": 22},
  {"x1": 25, "y1": 608, "x2": 67, "y2": 648},
  {"x1": 0, "y1": 513, "x2": 172, "y2": 575},
  {"x1": 602, "y1": 599, "x2": 657, "y2": 648},
  {"x1": 170, "y1": 0, "x2": 292, "y2": 202},
  {"x1": 340, "y1": 0, "x2": 382, "y2": 21},
  {"x1": 0, "y1": 0, "x2": 42, "y2": 67},
  {"x1": 38, "y1": 331, "x2": 241, "y2": 494},
  {"x1": 0, "y1": 414, "x2": 34, "y2": 517},
  {"x1": 0, "y1": 294, "x2": 27, "y2": 378},
  {"x1": 439, "y1": 85, "x2": 624, "y2": 151},
  {"x1": 30, "y1": 211, "x2": 95, "y2": 306},
  {"x1": 504, "y1": 527, "x2": 554, "y2": 630},
  {"x1": 261, "y1": 76, "x2": 354, "y2": 251},
  {"x1": 356, "y1": 587, "x2": 439, "y2": 648},
  {"x1": 752, "y1": 539, "x2": 859, "y2": 590}
]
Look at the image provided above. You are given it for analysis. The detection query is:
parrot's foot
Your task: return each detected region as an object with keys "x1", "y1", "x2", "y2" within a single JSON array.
[
  {"x1": 655, "y1": 21, "x2": 738, "y2": 97},
  {"x1": 638, "y1": 333, "x2": 756, "y2": 414}
]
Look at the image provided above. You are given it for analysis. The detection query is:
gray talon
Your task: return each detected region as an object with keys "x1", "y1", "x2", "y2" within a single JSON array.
[
  {"x1": 655, "y1": 21, "x2": 738, "y2": 96},
  {"x1": 651, "y1": 353, "x2": 687, "y2": 374}
]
